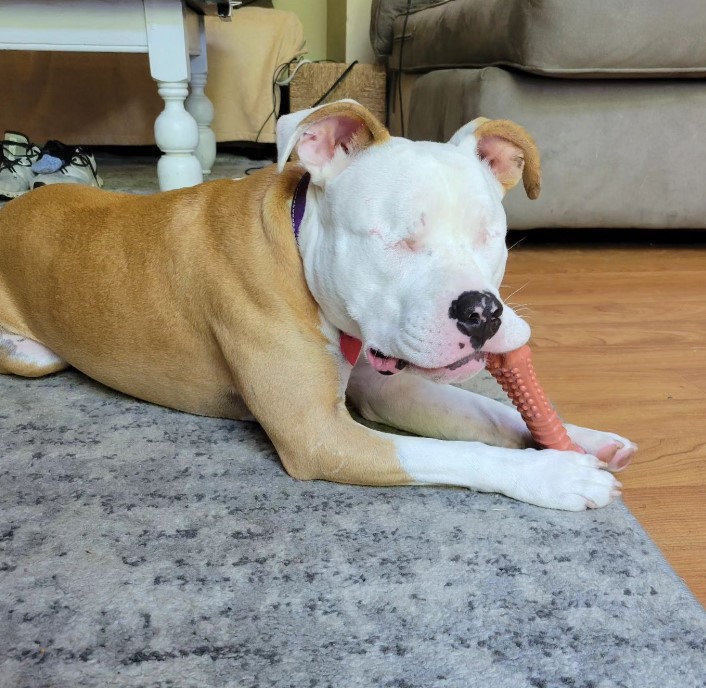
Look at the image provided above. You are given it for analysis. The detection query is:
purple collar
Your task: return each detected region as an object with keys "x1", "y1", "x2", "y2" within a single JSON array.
[
  {"x1": 290, "y1": 172, "x2": 310, "y2": 241},
  {"x1": 289, "y1": 172, "x2": 362, "y2": 366}
]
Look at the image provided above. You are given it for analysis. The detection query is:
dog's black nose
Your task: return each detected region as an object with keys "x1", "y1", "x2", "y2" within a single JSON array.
[{"x1": 449, "y1": 290, "x2": 503, "y2": 349}]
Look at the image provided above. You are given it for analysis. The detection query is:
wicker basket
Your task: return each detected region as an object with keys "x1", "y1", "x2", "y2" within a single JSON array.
[{"x1": 289, "y1": 62, "x2": 387, "y2": 124}]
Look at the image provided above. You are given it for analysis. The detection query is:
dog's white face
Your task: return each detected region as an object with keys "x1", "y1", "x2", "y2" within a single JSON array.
[{"x1": 278, "y1": 102, "x2": 539, "y2": 383}]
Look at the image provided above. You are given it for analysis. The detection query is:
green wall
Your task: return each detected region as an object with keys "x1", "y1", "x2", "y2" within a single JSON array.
[
  {"x1": 272, "y1": 0, "x2": 328, "y2": 62},
  {"x1": 272, "y1": 0, "x2": 375, "y2": 63}
]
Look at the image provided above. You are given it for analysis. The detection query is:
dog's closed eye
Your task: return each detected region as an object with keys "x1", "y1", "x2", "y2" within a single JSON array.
[{"x1": 397, "y1": 236, "x2": 420, "y2": 251}]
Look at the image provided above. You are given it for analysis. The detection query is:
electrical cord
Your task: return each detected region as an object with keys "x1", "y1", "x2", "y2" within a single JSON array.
[
  {"x1": 253, "y1": 57, "x2": 360, "y2": 148},
  {"x1": 254, "y1": 57, "x2": 302, "y2": 144},
  {"x1": 311, "y1": 60, "x2": 359, "y2": 107},
  {"x1": 275, "y1": 57, "x2": 312, "y2": 86}
]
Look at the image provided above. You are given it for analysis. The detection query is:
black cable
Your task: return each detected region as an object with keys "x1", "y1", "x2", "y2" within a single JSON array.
[
  {"x1": 397, "y1": 0, "x2": 413, "y2": 137},
  {"x1": 254, "y1": 59, "x2": 292, "y2": 144},
  {"x1": 253, "y1": 55, "x2": 360, "y2": 147},
  {"x1": 244, "y1": 165, "x2": 268, "y2": 175},
  {"x1": 311, "y1": 60, "x2": 359, "y2": 107}
]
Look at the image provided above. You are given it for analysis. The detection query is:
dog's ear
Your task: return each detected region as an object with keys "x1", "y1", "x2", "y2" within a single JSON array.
[
  {"x1": 277, "y1": 99, "x2": 389, "y2": 185},
  {"x1": 449, "y1": 118, "x2": 541, "y2": 199}
]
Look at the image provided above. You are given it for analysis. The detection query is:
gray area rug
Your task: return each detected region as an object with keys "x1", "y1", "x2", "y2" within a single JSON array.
[{"x1": 2, "y1": 153, "x2": 705, "y2": 687}]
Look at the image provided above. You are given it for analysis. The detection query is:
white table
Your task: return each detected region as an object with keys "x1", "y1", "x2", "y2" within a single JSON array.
[{"x1": 0, "y1": 0, "x2": 217, "y2": 190}]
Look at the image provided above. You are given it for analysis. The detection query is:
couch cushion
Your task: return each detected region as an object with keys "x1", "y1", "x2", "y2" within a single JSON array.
[
  {"x1": 392, "y1": 0, "x2": 706, "y2": 77},
  {"x1": 407, "y1": 67, "x2": 706, "y2": 229},
  {"x1": 370, "y1": 0, "x2": 443, "y2": 58}
]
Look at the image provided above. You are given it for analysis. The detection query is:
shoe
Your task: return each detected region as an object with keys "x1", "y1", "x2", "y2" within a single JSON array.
[
  {"x1": 0, "y1": 132, "x2": 41, "y2": 199},
  {"x1": 31, "y1": 140, "x2": 103, "y2": 190}
]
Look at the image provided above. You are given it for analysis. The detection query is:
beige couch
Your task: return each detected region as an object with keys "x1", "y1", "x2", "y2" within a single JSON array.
[{"x1": 372, "y1": 0, "x2": 706, "y2": 229}]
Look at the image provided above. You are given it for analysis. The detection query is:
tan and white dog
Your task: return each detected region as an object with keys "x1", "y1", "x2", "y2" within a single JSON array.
[{"x1": 0, "y1": 100, "x2": 635, "y2": 510}]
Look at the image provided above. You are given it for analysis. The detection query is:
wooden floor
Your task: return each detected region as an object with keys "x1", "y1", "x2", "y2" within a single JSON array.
[{"x1": 502, "y1": 231, "x2": 706, "y2": 607}]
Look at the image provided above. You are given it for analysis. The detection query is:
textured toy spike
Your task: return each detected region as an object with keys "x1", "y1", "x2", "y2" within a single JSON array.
[{"x1": 486, "y1": 345, "x2": 583, "y2": 452}]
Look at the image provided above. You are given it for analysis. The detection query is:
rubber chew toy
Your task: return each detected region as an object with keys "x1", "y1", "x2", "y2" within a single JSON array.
[{"x1": 486, "y1": 345, "x2": 583, "y2": 452}]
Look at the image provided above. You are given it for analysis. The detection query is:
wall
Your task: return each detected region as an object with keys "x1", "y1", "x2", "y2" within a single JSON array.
[
  {"x1": 272, "y1": 0, "x2": 328, "y2": 61},
  {"x1": 344, "y1": 0, "x2": 375, "y2": 64},
  {"x1": 274, "y1": 0, "x2": 376, "y2": 63},
  {"x1": 326, "y1": 0, "x2": 346, "y2": 62}
]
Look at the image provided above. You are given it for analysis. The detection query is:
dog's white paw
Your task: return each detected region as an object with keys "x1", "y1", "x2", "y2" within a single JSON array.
[
  {"x1": 564, "y1": 424, "x2": 637, "y2": 473},
  {"x1": 509, "y1": 450, "x2": 622, "y2": 511}
]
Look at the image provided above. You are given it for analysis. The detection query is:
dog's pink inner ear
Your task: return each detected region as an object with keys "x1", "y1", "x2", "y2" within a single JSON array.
[
  {"x1": 298, "y1": 115, "x2": 364, "y2": 168},
  {"x1": 476, "y1": 134, "x2": 526, "y2": 193}
]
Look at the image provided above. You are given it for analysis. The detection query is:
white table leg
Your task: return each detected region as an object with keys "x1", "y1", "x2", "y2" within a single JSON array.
[
  {"x1": 144, "y1": 0, "x2": 202, "y2": 190},
  {"x1": 185, "y1": 14, "x2": 216, "y2": 175},
  {"x1": 154, "y1": 81, "x2": 203, "y2": 190}
]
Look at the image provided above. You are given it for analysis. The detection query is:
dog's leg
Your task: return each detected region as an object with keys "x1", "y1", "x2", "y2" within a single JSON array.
[
  {"x1": 230, "y1": 339, "x2": 620, "y2": 510},
  {"x1": 348, "y1": 360, "x2": 533, "y2": 447},
  {"x1": 389, "y1": 434, "x2": 620, "y2": 511},
  {"x1": 265, "y1": 397, "x2": 619, "y2": 510},
  {"x1": 0, "y1": 331, "x2": 67, "y2": 377},
  {"x1": 278, "y1": 403, "x2": 620, "y2": 511},
  {"x1": 347, "y1": 360, "x2": 636, "y2": 471}
]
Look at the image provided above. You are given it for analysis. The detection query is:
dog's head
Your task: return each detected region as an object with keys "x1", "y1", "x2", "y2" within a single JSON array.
[{"x1": 277, "y1": 100, "x2": 540, "y2": 383}]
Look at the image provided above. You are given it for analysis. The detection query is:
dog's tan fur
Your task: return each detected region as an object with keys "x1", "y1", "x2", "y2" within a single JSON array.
[{"x1": 0, "y1": 140, "x2": 409, "y2": 486}]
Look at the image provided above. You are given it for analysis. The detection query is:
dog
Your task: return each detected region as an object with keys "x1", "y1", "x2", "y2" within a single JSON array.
[{"x1": 0, "y1": 100, "x2": 635, "y2": 510}]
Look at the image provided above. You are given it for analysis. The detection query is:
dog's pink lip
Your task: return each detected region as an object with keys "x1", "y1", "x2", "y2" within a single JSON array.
[
  {"x1": 366, "y1": 348, "x2": 407, "y2": 375},
  {"x1": 366, "y1": 347, "x2": 484, "y2": 376}
]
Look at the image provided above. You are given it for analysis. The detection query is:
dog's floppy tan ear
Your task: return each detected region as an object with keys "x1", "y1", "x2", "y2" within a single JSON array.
[
  {"x1": 449, "y1": 117, "x2": 541, "y2": 199},
  {"x1": 276, "y1": 99, "x2": 390, "y2": 185}
]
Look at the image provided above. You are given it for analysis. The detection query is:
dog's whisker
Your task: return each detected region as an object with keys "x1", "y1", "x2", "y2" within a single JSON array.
[
  {"x1": 507, "y1": 235, "x2": 527, "y2": 252},
  {"x1": 506, "y1": 298, "x2": 534, "y2": 312},
  {"x1": 502, "y1": 282, "x2": 530, "y2": 302},
  {"x1": 507, "y1": 301, "x2": 534, "y2": 323},
  {"x1": 508, "y1": 303, "x2": 534, "y2": 315}
]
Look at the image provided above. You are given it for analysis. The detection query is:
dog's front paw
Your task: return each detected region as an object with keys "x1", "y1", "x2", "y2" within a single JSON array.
[
  {"x1": 564, "y1": 424, "x2": 637, "y2": 473},
  {"x1": 511, "y1": 450, "x2": 622, "y2": 511}
]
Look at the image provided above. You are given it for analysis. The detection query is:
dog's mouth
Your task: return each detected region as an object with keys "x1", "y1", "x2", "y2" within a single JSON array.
[{"x1": 366, "y1": 347, "x2": 485, "y2": 376}]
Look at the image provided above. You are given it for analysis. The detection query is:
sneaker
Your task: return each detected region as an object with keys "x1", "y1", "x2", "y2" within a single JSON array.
[
  {"x1": 0, "y1": 132, "x2": 41, "y2": 199},
  {"x1": 31, "y1": 140, "x2": 103, "y2": 190}
]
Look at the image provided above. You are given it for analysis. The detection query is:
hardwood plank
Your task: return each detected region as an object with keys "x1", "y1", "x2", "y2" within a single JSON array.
[
  {"x1": 511, "y1": 304, "x2": 706, "y2": 350},
  {"x1": 623, "y1": 440, "x2": 706, "y2": 489},
  {"x1": 505, "y1": 244, "x2": 706, "y2": 273},
  {"x1": 527, "y1": 347, "x2": 706, "y2": 374},
  {"x1": 502, "y1": 271, "x2": 706, "y2": 304},
  {"x1": 526, "y1": 362, "x2": 706, "y2": 403}
]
